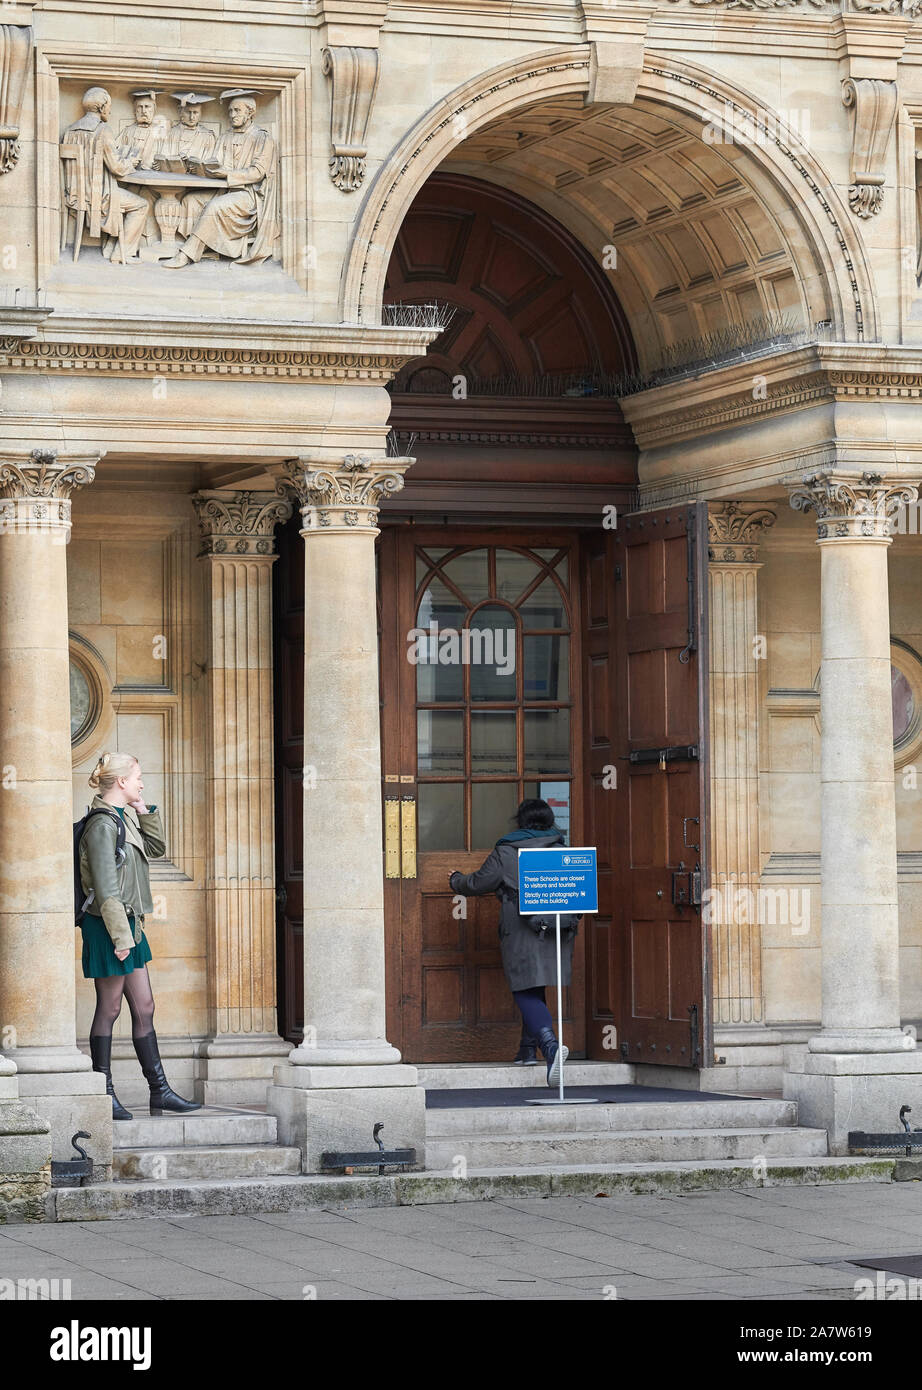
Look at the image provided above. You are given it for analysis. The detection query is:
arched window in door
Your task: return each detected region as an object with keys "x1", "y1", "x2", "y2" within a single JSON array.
[{"x1": 414, "y1": 544, "x2": 573, "y2": 851}]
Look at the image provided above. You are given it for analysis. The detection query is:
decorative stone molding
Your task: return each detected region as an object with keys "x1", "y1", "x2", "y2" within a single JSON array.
[
  {"x1": 0, "y1": 338, "x2": 415, "y2": 383},
  {"x1": 321, "y1": 46, "x2": 380, "y2": 192},
  {"x1": 842, "y1": 77, "x2": 897, "y2": 217},
  {"x1": 192, "y1": 490, "x2": 293, "y2": 557},
  {"x1": 0, "y1": 447, "x2": 100, "y2": 533},
  {"x1": 277, "y1": 454, "x2": 413, "y2": 534},
  {"x1": 849, "y1": 0, "x2": 922, "y2": 14},
  {"x1": 347, "y1": 53, "x2": 869, "y2": 345},
  {"x1": 619, "y1": 345, "x2": 922, "y2": 451},
  {"x1": 665, "y1": 0, "x2": 834, "y2": 7},
  {"x1": 788, "y1": 469, "x2": 918, "y2": 539},
  {"x1": 707, "y1": 502, "x2": 777, "y2": 563},
  {"x1": 0, "y1": 25, "x2": 31, "y2": 176}
]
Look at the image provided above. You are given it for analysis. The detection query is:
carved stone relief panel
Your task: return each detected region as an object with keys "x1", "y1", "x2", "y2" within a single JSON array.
[{"x1": 58, "y1": 81, "x2": 282, "y2": 269}]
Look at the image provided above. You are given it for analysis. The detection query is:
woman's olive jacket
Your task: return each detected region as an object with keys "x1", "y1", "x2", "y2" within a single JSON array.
[
  {"x1": 449, "y1": 830, "x2": 579, "y2": 992},
  {"x1": 78, "y1": 795, "x2": 166, "y2": 951}
]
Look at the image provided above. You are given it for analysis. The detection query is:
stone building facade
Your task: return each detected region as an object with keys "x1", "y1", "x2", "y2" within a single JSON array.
[{"x1": 1, "y1": 0, "x2": 922, "y2": 1205}]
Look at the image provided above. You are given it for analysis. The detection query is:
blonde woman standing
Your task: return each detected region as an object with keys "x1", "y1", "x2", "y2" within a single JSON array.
[{"x1": 79, "y1": 751, "x2": 201, "y2": 1120}]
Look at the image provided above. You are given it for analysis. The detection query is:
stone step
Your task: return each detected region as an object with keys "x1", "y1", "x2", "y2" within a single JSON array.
[
  {"x1": 417, "y1": 1062, "x2": 633, "y2": 1089},
  {"x1": 48, "y1": 1154, "x2": 893, "y2": 1221},
  {"x1": 425, "y1": 1125, "x2": 828, "y2": 1169},
  {"x1": 426, "y1": 1096, "x2": 799, "y2": 1136},
  {"x1": 112, "y1": 1109, "x2": 278, "y2": 1150},
  {"x1": 112, "y1": 1145, "x2": 301, "y2": 1181}
]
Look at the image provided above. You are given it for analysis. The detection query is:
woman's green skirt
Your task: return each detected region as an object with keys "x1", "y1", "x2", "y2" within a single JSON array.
[{"x1": 80, "y1": 912, "x2": 151, "y2": 979}]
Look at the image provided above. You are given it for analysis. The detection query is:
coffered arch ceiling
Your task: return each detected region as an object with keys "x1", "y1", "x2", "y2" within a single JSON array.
[{"x1": 441, "y1": 93, "x2": 831, "y2": 375}]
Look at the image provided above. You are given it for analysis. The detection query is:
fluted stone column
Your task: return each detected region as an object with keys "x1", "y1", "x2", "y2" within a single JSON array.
[
  {"x1": 192, "y1": 490, "x2": 295, "y2": 1106},
  {"x1": 0, "y1": 447, "x2": 111, "y2": 1171},
  {"x1": 265, "y1": 453, "x2": 426, "y2": 1173},
  {"x1": 783, "y1": 469, "x2": 922, "y2": 1152},
  {"x1": 707, "y1": 503, "x2": 775, "y2": 1050}
]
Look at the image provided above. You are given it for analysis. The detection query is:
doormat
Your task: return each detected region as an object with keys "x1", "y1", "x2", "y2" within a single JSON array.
[
  {"x1": 425, "y1": 1084, "x2": 762, "y2": 1108},
  {"x1": 850, "y1": 1255, "x2": 922, "y2": 1279}
]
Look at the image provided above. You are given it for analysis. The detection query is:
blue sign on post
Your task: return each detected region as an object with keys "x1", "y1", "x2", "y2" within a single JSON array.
[{"x1": 517, "y1": 847, "x2": 599, "y2": 915}]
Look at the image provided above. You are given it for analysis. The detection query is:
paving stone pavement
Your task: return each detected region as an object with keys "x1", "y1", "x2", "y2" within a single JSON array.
[{"x1": 2, "y1": 1182, "x2": 921, "y2": 1300}]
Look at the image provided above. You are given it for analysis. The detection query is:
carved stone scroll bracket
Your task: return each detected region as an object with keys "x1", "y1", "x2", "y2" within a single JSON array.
[
  {"x1": 842, "y1": 77, "x2": 898, "y2": 217},
  {"x1": 274, "y1": 453, "x2": 413, "y2": 534},
  {"x1": 788, "y1": 469, "x2": 918, "y2": 540},
  {"x1": 707, "y1": 501, "x2": 777, "y2": 564},
  {"x1": 0, "y1": 24, "x2": 32, "y2": 176},
  {"x1": 192, "y1": 489, "x2": 293, "y2": 558},
  {"x1": 321, "y1": 46, "x2": 380, "y2": 193}
]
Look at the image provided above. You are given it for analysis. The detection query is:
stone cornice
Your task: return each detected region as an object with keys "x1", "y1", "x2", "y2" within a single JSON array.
[
  {"x1": 0, "y1": 319, "x2": 436, "y2": 384},
  {"x1": 619, "y1": 344, "x2": 922, "y2": 450}
]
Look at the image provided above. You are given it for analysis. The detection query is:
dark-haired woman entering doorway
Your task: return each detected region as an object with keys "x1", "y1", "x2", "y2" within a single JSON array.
[{"x1": 449, "y1": 798, "x2": 579, "y2": 1086}]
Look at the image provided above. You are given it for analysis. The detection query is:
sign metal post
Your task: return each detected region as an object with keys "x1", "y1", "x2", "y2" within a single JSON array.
[{"x1": 517, "y1": 846, "x2": 601, "y2": 1107}]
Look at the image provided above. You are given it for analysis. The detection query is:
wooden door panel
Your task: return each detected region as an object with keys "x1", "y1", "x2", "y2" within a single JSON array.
[
  {"x1": 582, "y1": 504, "x2": 710, "y2": 1067},
  {"x1": 383, "y1": 530, "x2": 584, "y2": 1063}
]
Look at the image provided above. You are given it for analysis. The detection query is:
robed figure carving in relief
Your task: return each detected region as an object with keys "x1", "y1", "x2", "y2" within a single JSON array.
[
  {"x1": 59, "y1": 86, "x2": 280, "y2": 268},
  {"x1": 60, "y1": 86, "x2": 149, "y2": 264},
  {"x1": 163, "y1": 90, "x2": 279, "y2": 267}
]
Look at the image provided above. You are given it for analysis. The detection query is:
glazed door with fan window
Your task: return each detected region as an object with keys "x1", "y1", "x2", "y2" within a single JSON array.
[{"x1": 378, "y1": 530, "x2": 585, "y2": 1063}]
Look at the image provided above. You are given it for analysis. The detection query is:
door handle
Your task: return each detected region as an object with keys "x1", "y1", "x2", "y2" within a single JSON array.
[
  {"x1": 384, "y1": 797, "x2": 401, "y2": 878},
  {"x1": 400, "y1": 796, "x2": 417, "y2": 879}
]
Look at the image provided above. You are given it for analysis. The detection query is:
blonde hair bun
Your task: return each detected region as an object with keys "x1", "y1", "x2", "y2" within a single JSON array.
[{"x1": 88, "y1": 751, "x2": 138, "y2": 791}]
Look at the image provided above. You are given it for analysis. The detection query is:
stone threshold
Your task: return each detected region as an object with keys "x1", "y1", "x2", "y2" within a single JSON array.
[{"x1": 41, "y1": 1156, "x2": 896, "y2": 1223}]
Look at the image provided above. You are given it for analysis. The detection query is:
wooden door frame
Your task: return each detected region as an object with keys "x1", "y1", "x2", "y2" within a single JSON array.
[{"x1": 379, "y1": 523, "x2": 587, "y2": 1061}]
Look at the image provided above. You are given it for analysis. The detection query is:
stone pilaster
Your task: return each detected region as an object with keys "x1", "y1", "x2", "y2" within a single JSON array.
[
  {"x1": 707, "y1": 502, "x2": 776, "y2": 1036},
  {"x1": 192, "y1": 490, "x2": 294, "y2": 1106},
  {"x1": 265, "y1": 452, "x2": 427, "y2": 1174},
  {"x1": 0, "y1": 447, "x2": 111, "y2": 1175},
  {"x1": 783, "y1": 469, "x2": 922, "y2": 1152}
]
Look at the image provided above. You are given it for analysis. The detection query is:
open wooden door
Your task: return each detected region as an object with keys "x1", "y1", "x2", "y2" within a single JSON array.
[
  {"x1": 379, "y1": 527, "x2": 586, "y2": 1063},
  {"x1": 582, "y1": 502, "x2": 711, "y2": 1068}
]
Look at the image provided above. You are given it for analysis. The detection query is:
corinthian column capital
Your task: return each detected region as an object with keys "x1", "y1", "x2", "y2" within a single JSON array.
[
  {"x1": 276, "y1": 453, "x2": 413, "y2": 534},
  {"x1": 192, "y1": 489, "x2": 293, "y2": 558},
  {"x1": 788, "y1": 469, "x2": 918, "y2": 542},
  {"x1": 707, "y1": 501, "x2": 777, "y2": 564},
  {"x1": 0, "y1": 447, "x2": 101, "y2": 535}
]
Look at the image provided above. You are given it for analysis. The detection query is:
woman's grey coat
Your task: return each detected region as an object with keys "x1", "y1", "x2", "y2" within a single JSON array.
[{"x1": 449, "y1": 831, "x2": 579, "y2": 992}]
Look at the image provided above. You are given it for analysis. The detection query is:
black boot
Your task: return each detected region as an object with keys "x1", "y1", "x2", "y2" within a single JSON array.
[
  {"x1": 512, "y1": 1025, "x2": 539, "y2": 1066},
  {"x1": 132, "y1": 1031, "x2": 201, "y2": 1115},
  {"x1": 535, "y1": 1026, "x2": 569, "y2": 1089},
  {"x1": 89, "y1": 1034, "x2": 133, "y2": 1121}
]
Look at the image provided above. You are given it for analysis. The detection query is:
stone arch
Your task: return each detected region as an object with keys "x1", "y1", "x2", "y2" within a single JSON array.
[{"x1": 342, "y1": 47, "x2": 876, "y2": 348}]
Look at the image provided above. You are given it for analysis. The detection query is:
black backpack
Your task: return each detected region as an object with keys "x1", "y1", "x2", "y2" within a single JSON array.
[{"x1": 73, "y1": 807, "x2": 126, "y2": 926}]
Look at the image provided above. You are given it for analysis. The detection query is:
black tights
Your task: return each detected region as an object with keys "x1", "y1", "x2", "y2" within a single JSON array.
[
  {"x1": 90, "y1": 965, "x2": 155, "y2": 1040},
  {"x1": 512, "y1": 986, "x2": 552, "y2": 1038}
]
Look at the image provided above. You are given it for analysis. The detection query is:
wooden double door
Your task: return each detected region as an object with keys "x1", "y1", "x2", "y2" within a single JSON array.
[{"x1": 374, "y1": 512, "x2": 712, "y2": 1067}]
